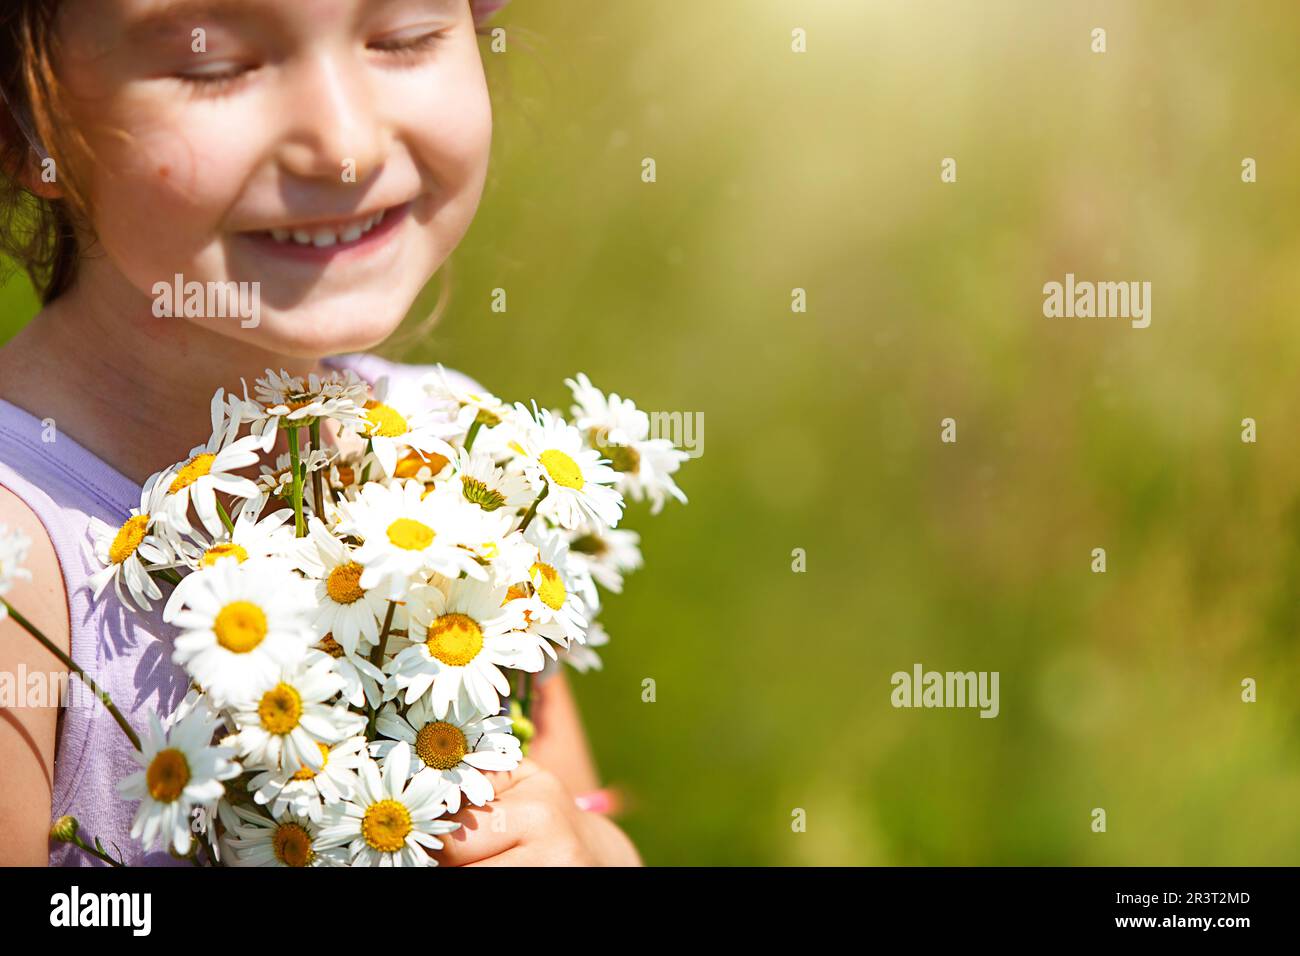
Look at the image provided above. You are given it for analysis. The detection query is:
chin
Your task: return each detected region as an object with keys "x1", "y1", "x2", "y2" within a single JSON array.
[{"x1": 179, "y1": 301, "x2": 409, "y2": 360}]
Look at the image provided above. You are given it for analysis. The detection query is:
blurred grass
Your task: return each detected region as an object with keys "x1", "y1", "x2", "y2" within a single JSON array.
[{"x1": 5, "y1": 0, "x2": 1300, "y2": 864}]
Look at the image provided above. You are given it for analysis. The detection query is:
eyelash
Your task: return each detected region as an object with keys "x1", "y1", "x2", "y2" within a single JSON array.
[{"x1": 175, "y1": 30, "x2": 448, "y2": 92}]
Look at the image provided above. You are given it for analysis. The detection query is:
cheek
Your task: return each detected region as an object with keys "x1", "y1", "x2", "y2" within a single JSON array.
[{"x1": 85, "y1": 116, "x2": 262, "y2": 276}]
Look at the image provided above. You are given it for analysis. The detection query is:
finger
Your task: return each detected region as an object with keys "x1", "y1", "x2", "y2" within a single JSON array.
[
  {"x1": 475, "y1": 756, "x2": 540, "y2": 799},
  {"x1": 464, "y1": 847, "x2": 540, "y2": 867},
  {"x1": 433, "y1": 800, "x2": 521, "y2": 866}
]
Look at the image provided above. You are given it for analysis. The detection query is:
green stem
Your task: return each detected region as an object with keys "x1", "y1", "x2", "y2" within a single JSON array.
[
  {"x1": 360, "y1": 439, "x2": 374, "y2": 486},
  {"x1": 70, "y1": 834, "x2": 124, "y2": 867},
  {"x1": 464, "y1": 418, "x2": 483, "y2": 452},
  {"x1": 215, "y1": 498, "x2": 235, "y2": 535},
  {"x1": 287, "y1": 425, "x2": 306, "y2": 537},
  {"x1": 520, "y1": 672, "x2": 535, "y2": 720},
  {"x1": 154, "y1": 567, "x2": 183, "y2": 586},
  {"x1": 309, "y1": 420, "x2": 327, "y2": 519},
  {"x1": 2, "y1": 600, "x2": 142, "y2": 751},
  {"x1": 518, "y1": 483, "x2": 549, "y2": 534},
  {"x1": 365, "y1": 602, "x2": 398, "y2": 737}
]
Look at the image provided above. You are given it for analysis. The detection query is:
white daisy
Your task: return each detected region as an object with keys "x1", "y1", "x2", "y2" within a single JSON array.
[
  {"x1": 247, "y1": 734, "x2": 368, "y2": 824},
  {"x1": 565, "y1": 526, "x2": 643, "y2": 598},
  {"x1": 317, "y1": 742, "x2": 460, "y2": 867},
  {"x1": 353, "y1": 376, "x2": 459, "y2": 479},
  {"x1": 230, "y1": 653, "x2": 364, "y2": 772},
  {"x1": 513, "y1": 402, "x2": 624, "y2": 530},
  {"x1": 245, "y1": 367, "x2": 369, "y2": 450},
  {"x1": 174, "y1": 503, "x2": 298, "y2": 573},
  {"x1": 316, "y1": 632, "x2": 389, "y2": 710},
  {"x1": 159, "y1": 391, "x2": 262, "y2": 538},
  {"x1": 387, "y1": 578, "x2": 544, "y2": 719},
  {"x1": 87, "y1": 471, "x2": 177, "y2": 611},
  {"x1": 514, "y1": 525, "x2": 589, "y2": 649},
  {"x1": 422, "y1": 364, "x2": 511, "y2": 442},
  {"x1": 372, "y1": 699, "x2": 521, "y2": 813},
  {"x1": 166, "y1": 560, "x2": 315, "y2": 707},
  {"x1": 567, "y1": 372, "x2": 689, "y2": 514},
  {"x1": 221, "y1": 802, "x2": 347, "y2": 867},
  {"x1": 253, "y1": 448, "x2": 334, "y2": 508},
  {"x1": 452, "y1": 447, "x2": 533, "y2": 514},
  {"x1": 297, "y1": 518, "x2": 390, "y2": 654},
  {"x1": 564, "y1": 619, "x2": 610, "y2": 674},
  {"x1": 338, "y1": 479, "x2": 488, "y2": 599},
  {"x1": 117, "y1": 706, "x2": 240, "y2": 856}
]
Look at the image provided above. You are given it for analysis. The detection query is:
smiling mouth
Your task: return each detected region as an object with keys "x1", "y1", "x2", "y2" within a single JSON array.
[
  {"x1": 243, "y1": 201, "x2": 412, "y2": 261},
  {"x1": 267, "y1": 208, "x2": 388, "y2": 248}
]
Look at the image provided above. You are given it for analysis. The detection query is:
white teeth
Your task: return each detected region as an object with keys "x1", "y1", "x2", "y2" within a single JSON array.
[{"x1": 268, "y1": 208, "x2": 391, "y2": 247}]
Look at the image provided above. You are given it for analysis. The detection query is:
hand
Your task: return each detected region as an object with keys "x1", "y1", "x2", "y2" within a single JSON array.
[{"x1": 434, "y1": 759, "x2": 641, "y2": 866}]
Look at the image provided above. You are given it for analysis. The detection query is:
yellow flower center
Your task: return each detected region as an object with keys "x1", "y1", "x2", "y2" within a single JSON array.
[
  {"x1": 146, "y1": 748, "x2": 190, "y2": 803},
  {"x1": 326, "y1": 562, "x2": 366, "y2": 604},
  {"x1": 387, "y1": 517, "x2": 435, "y2": 551},
  {"x1": 362, "y1": 799, "x2": 412, "y2": 853},
  {"x1": 461, "y1": 476, "x2": 507, "y2": 511},
  {"x1": 272, "y1": 822, "x2": 315, "y2": 867},
  {"x1": 214, "y1": 601, "x2": 268, "y2": 653},
  {"x1": 201, "y1": 542, "x2": 249, "y2": 567},
  {"x1": 504, "y1": 583, "x2": 532, "y2": 604},
  {"x1": 169, "y1": 453, "x2": 216, "y2": 494},
  {"x1": 425, "y1": 613, "x2": 483, "y2": 666},
  {"x1": 363, "y1": 401, "x2": 409, "y2": 438},
  {"x1": 415, "y1": 721, "x2": 469, "y2": 770},
  {"x1": 395, "y1": 449, "x2": 448, "y2": 479},
  {"x1": 109, "y1": 514, "x2": 150, "y2": 565},
  {"x1": 540, "y1": 449, "x2": 584, "y2": 490},
  {"x1": 291, "y1": 742, "x2": 331, "y2": 781},
  {"x1": 257, "y1": 682, "x2": 303, "y2": 735},
  {"x1": 529, "y1": 562, "x2": 567, "y2": 611}
]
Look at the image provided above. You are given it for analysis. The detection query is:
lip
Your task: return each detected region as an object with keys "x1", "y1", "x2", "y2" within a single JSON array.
[{"x1": 239, "y1": 200, "x2": 413, "y2": 264}]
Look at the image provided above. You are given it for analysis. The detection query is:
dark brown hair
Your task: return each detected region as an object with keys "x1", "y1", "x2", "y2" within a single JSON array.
[{"x1": 0, "y1": 1, "x2": 96, "y2": 304}]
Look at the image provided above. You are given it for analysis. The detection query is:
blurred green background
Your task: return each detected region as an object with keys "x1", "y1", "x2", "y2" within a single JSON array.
[{"x1": 5, "y1": 0, "x2": 1300, "y2": 864}]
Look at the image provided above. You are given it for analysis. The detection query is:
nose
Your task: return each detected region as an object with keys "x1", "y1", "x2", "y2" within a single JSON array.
[{"x1": 276, "y1": 51, "x2": 389, "y2": 184}]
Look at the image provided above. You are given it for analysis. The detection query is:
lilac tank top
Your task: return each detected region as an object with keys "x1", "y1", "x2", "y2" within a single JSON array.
[{"x1": 0, "y1": 354, "x2": 467, "y2": 866}]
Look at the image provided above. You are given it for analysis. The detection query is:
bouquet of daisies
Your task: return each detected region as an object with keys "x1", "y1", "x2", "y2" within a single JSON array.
[{"x1": 1, "y1": 366, "x2": 686, "y2": 866}]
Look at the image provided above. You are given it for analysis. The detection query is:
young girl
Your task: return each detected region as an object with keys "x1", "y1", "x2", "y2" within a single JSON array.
[{"x1": 0, "y1": 0, "x2": 639, "y2": 866}]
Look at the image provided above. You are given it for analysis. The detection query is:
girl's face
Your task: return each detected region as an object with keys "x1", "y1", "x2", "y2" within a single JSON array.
[{"x1": 55, "y1": 0, "x2": 492, "y2": 356}]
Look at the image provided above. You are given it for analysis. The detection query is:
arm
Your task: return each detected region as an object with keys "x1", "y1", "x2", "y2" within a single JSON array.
[{"x1": 0, "y1": 486, "x2": 69, "y2": 866}]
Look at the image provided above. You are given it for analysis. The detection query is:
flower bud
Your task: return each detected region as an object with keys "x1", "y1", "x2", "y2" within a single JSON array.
[{"x1": 49, "y1": 815, "x2": 79, "y2": 843}]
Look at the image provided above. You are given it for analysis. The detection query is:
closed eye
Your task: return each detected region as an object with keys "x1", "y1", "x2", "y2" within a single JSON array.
[
  {"x1": 368, "y1": 28, "x2": 451, "y2": 59},
  {"x1": 176, "y1": 62, "x2": 259, "y2": 92}
]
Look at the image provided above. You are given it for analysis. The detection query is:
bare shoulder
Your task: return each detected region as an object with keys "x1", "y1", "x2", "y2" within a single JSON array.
[
  {"x1": 0, "y1": 484, "x2": 68, "y2": 650},
  {"x1": 0, "y1": 483, "x2": 69, "y2": 865}
]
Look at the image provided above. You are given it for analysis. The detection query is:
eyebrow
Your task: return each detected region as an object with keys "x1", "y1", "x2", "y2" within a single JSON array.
[{"x1": 123, "y1": 0, "x2": 279, "y2": 41}]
